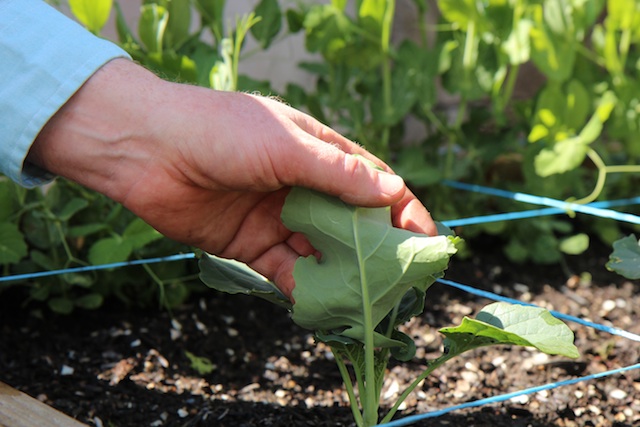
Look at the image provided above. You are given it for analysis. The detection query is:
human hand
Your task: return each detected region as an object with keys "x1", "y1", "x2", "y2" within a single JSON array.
[{"x1": 28, "y1": 59, "x2": 436, "y2": 298}]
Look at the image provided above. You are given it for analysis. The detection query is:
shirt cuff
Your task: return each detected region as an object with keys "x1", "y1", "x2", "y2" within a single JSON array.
[{"x1": 0, "y1": 0, "x2": 131, "y2": 187}]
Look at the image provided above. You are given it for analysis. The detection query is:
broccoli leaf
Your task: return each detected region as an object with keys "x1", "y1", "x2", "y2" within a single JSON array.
[
  {"x1": 199, "y1": 255, "x2": 291, "y2": 309},
  {"x1": 282, "y1": 188, "x2": 459, "y2": 347},
  {"x1": 440, "y1": 302, "x2": 579, "y2": 358}
]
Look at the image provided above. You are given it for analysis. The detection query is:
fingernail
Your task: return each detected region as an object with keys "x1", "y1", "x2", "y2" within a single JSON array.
[{"x1": 378, "y1": 172, "x2": 405, "y2": 198}]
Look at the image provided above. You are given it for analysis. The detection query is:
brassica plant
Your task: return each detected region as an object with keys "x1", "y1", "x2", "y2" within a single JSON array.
[{"x1": 199, "y1": 187, "x2": 579, "y2": 426}]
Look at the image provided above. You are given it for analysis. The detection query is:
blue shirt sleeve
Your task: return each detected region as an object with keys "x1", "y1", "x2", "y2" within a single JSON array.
[{"x1": 0, "y1": 0, "x2": 131, "y2": 187}]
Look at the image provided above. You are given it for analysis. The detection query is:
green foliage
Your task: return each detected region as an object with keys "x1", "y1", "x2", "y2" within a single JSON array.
[
  {"x1": 280, "y1": 0, "x2": 640, "y2": 265},
  {"x1": 607, "y1": 234, "x2": 640, "y2": 279},
  {"x1": 0, "y1": 223, "x2": 28, "y2": 264},
  {"x1": 185, "y1": 350, "x2": 216, "y2": 374},
  {"x1": 109, "y1": 0, "x2": 281, "y2": 89},
  {"x1": 199, "y1": 187, "x2": 578, "y2": 427},
  {"x1": 68, "y1": 0, "x2": 113, "y2": 35},
  {"x1": 251, "y1": 0, "x2": 282, "y2": 49},
  {"x1": 0, "y1": 179, "x2": 194, "y2": 314}
]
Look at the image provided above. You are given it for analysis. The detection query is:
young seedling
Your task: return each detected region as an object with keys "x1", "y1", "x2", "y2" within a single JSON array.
[{"x1": 199, "y1": 187, "x2": 579, "y2": 426}]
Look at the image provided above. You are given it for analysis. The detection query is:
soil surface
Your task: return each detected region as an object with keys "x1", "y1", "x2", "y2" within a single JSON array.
[{"x1": 1, "y1": 237, "x2": 639, "y2": 427}]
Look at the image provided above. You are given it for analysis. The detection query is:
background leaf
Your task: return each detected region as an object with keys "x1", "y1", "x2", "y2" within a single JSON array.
[
  {"x1": 123, "y1": 218, "x2": 163, "y2": 250},
  {"x1": 250, "y1": 0, "x2": 282, "y2": 49},
  {"x1": 559, "y1": 233, "x2": 589, "y2": 255},
  {"x1": 88, "y1": 236, "x2": 133, "y2": 265},
  {"x1": 74, "y1": 293, "x2": 104, "y2": 310},
  {"x1": 534, "y1": 137, "x2": 589, "y2": 177},
  {"x1": 56, "y1": 197, "x2": 89, "y2": 222},
  {"x1": 607, "y1": 234, "x2": 640, "y2": 279},
  {"x1": 69, "y1": 0, "x2": 113, "y2": 34},
  {"x1": 164, "y1": 0, "x2": 191, "y2": 49},
  {"x1": 48, "y1": 297, "x2": 75, "y2": 315},
  {"x1": 0, "y1": 223, "x2": 27, "y2": 265},
  {"x1": 139, "y1": 4, "x2": 169, "y2": 53},
  {"x1": 0, "y1": 181, "x2": 19, "y2": 222}
]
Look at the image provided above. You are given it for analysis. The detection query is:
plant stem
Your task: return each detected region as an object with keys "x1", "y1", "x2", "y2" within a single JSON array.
[
  {"x1": 462, "y1": 20, "x2": 476, "y2": 71},
  {"x1": 605, "y1": 164, "x2": 640, "y2": 174},
  {"x1": 353, "y1": 210, "x2": 379, "y2": 426},
  {"x1": 499, "y1": 63, "x2": 520, "y2": 113},
  {"x1": 572, "y1": 149, "x2": 607, "y2": 205},
  {"x1": 417, "y1": 7, "x2": 428, "y2": 48},
  {"x1": 573, "y1": 148, "x2": 640, "y2": 205},
  {"x1": 575, "y1": 42, "x2": 605, "y2": 67},
  {"x1": 231, "y1": 13, "x2": 261, "y2": 91},
  {"x1": 420, "y1": 104, "x2": 452, "y2": 138},
  {"x1": 619, "y1": 28, "x2": 631, "y2": 71},
  {"x1": 379, "y1": 0, "x2": 395, "y2": 161},
  {"x1": 53, "y1": 221, "x2": 86, "y2": 267},
  {"x1": 140, "y1": 261, "x2": 172, "y2": 313},
  {"x1": 443, "y1": 98, "x2": 467, "y2": 179},
  {"x1": 380, "y1": 353, "x2": 455, "y2": 424},
  {"x1": 385, "y1": 303, "x2": 400, "y2": 338},
  {"x1": 332, "y1": 349, "x2": 365, "y2": 427}
]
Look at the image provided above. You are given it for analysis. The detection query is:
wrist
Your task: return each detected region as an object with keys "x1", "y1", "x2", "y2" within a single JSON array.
[{"x1": 27, "y1": 58, "x2": 164, "y2": 202}]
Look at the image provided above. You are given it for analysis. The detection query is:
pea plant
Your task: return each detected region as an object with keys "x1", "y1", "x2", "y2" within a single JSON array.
[
  {"x1": 199, "y1": 186, "x2": 579, "y2": 427},
  {"x1": 284, "y1": 0, "x2": 640, "y2": 265},
  {"x1": 0, "y1": 178, "x2": 193, "y2": 313},
  {"x1": 607, "y1": 234, "x2": 640, "y2": 280}
]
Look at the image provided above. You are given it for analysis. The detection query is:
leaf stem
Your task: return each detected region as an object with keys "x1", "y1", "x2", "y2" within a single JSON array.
[
  {"x1": 571, "y1": 148, "x2": 607, "y2": 204},
  {"x1": 385, "y1": 303, "x2": 400, "y2": 338},
  {"x1": 619, "y1": 28, "x2": 631, "y2": 71},
  {"x1": 575, "y1": 42, "x2": 605, "y2": 67},
  {"x1": 499, "y1": 63, "x2": 520, "y2": 114},
  {"x1": 353, "y1": 209, "x2": 379, "y2": 426},
  {"x1": 231, "y1": 13, "x2": 261, "y2": 91},
  {"x1": 573, "y1": 148, "x2": 640, "y2": 205},
  {"x1": 443, "y1": 98, "x2": 467, "y2": 179},
  {"x1": 462, "y1": 20, "x2": 476, "y2": 71},
  {"x1": 605, "y1": 164, "x2": 640, "y2": 173},
  {"x1": 332, "y1": 349, "x2": 365, "y2": 427},
  {"x1": 53, "y1": 221, "x2": 86, "y2": 268},
  {"x1": 140, "y1": 261, "x2": 172, "y2": 314},
  {"x1": 380, "y1": 353, "x2": 455, "y2": 424},
  {"x1": 379, "y1": 0, "x2": 395, "y2": 161}
]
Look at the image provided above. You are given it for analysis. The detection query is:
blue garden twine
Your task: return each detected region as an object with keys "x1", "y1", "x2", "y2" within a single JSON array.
[
  {"x1": 441, "y1": 180, "x2": 640, "y2": 225},
  {"x1": 0, "y1": 253, "x2": 196, "y2": 283},
  {"x1": 377, "y1": 362, "x2": 640, "y2": 427}
]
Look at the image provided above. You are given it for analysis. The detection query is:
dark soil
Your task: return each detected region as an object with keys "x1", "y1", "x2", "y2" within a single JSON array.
[{"x1": 1, "y1": 238, "x2": 639, "y2": 427}]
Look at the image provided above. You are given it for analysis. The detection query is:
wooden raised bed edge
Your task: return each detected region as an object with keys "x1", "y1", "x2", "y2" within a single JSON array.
[{"x1": 0, "y1": 382, "x2": 87, "y2": 427}]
